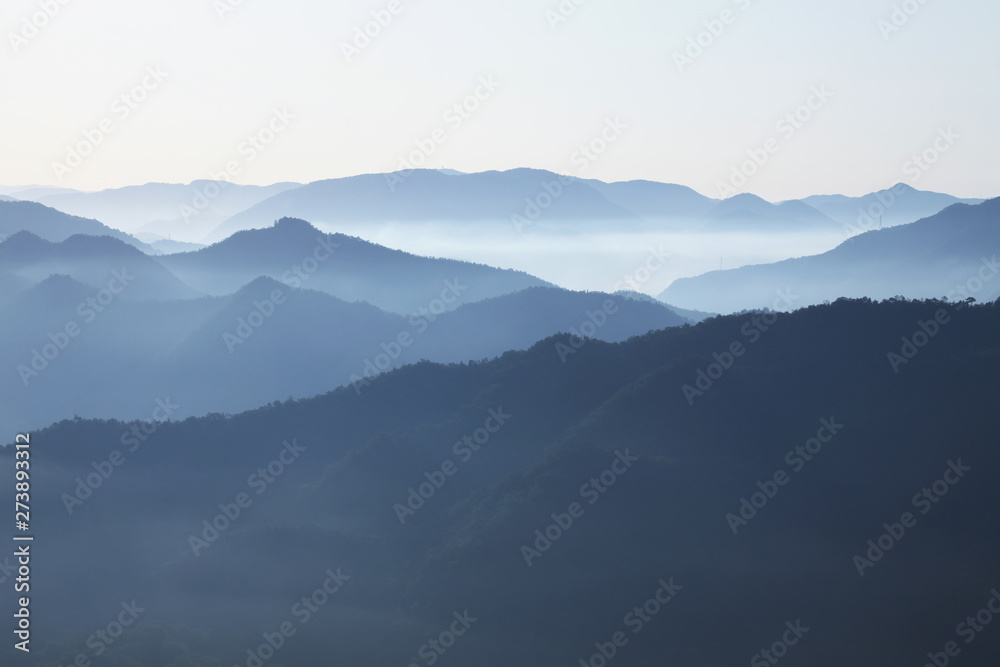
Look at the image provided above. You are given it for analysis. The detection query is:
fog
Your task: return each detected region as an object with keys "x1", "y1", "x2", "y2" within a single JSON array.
[{"x1": 314, "y1": 220, "x2": 851, "y2": 297}]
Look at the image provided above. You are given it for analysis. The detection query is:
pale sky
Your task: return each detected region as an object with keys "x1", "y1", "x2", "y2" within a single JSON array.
[{"x1": 1, "y1": 0, "x2": 997, "y2": 200}]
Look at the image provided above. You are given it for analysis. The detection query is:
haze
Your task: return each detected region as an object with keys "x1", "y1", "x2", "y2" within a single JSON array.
[{"x1": 2, "y1": 0, "x2": 998, "y2": 199}]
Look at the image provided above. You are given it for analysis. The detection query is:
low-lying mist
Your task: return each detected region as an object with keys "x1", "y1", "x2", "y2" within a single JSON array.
[{"x1": 309, "y1": 219, "x2": 851, "y2": 296}]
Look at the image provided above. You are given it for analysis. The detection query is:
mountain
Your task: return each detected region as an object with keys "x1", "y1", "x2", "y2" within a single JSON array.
[
  {"x1": 160, "y1": 217, "x2": 552, "y2": 313},
  {"x1": 4, "y1": 297, "x2": 998, "y2": 665},
  {"x1": 611, "y1": 289, "x2": 719, "y2": 323},
  {"x1": 406, "y1": 286, "x2": 688, "y2": 361},
  {"x1": 202, "y1": 168, "x2": 646, "y2": 243},
  {"x1": 0, "y1": 200, "x2": 154, "y2": 251},
  {"x1": 25, "y1": 180, "x2": 302, "y2": 243},
  {"x1": 157, "y1": 282, "x2": 686, "y2": 420},
  {"x1": 584, "y1": 178, "x2": 719, "y2": 219},
  {"x1": 149, "y1": 239, "x2": 206, "y2": 254},
  {"x1": 709, "y1": 193, "x2": 839, "y2": 230},
  {"x1": 659, "y1": 197, "x2": 1000, "y2": 313},
  {"x1": 0, "y1": 185, "x2": 82, "y2": 198},
  {"x1": 0, "y1": 277, "x2": 686, "y2": 432},
  {"x1": 7, "y1": 178, "x2": 983, "y2": 250},
  {"x1": 204, "y1": 170, "x2": 862, "y2": 244},
  {"x1": 0, "y1": 272, "x2": 224, "y2": 431},
  {"x1": 635, "y1": 294, "x2": 715, "y2": 322},
  {"x1": 799, "y1": 183, "x2": 984, "y2": 232},
  {"x1": 0, "y1": 231, "x2": 199, "y2": 301}
]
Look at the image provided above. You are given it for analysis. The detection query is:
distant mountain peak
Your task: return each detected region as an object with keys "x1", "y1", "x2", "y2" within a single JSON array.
[
  {"x1": 3, "y1": 229, "x2": 46, "y2": 243},
  {"x1": 33, "y1": 272, "x2": 78, "y2": 286},
  {"x1": 202, "y1": 217, "x2": 328, "y2": 251},
  {"x1": 0, "y1": 199, "x2": 154, "y2": 252},
  {"x1": 235, "y1": 275, "x2": 290, "y2": 294},
  {"x1": 722, "y1": 192, "x2": 771, "y2": 205},
  {"x1": 16, "y1": 273, "x2": 97, "y2": 308},
  {"x1": 1, "y1": 230, "x2": 142, "y2": 257},
  {"x1": 0, "y1": 230, "x2": 50, "y2": 254},
  {"x1": 273, "y1": 217, "x2": 320, "y2": 232}
]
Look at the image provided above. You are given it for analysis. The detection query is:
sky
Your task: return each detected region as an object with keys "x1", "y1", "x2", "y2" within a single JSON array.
[{"x1": 1, "y1": 0, "x2": 997, "y2": 200}]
